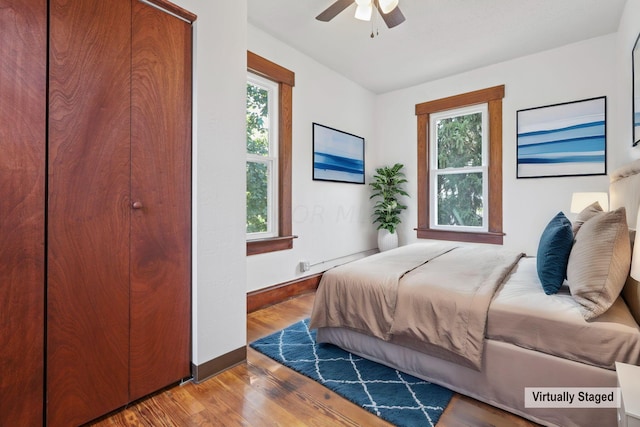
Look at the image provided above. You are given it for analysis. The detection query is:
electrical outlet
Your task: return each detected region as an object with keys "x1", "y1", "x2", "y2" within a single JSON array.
[{"x1": 299, "y1": 260, "x2": 310, "y2": 272}]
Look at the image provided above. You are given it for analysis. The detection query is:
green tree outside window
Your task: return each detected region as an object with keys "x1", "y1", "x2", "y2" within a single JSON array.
[
  {"x1": 435, "y1": 112, "x2": 484, "y2": 227},
  {"x1": 246, "y1": 82, "x2": 270, "y2": 233}
]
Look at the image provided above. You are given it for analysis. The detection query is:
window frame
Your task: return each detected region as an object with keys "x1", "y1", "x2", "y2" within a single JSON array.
[
  {"x1": 415, "y1": 85, "x2": 505, "y2": 245},
  {"x1": 246, "y1": 51, "x2": 296, "y2": 255}
]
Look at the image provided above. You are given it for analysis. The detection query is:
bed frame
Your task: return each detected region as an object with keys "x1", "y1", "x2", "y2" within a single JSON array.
[
  {"x1": 316, "y1": 160, "x2": 640, "y2": 427},
  {"x1": 317, "y1": 326, "x2": 617, "y2": 426}
]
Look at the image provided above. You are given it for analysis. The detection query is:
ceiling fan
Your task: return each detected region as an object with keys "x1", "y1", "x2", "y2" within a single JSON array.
[{"x1": 316, "y1": 0, "x2": 406, "y2": 29}]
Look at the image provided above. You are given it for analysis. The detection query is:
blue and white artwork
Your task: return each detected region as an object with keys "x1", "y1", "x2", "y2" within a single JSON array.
[
  {"x1": 634, "y1": 102, "x2": 640, "y2": 145},
  {"x1": 634, "y1": 34, "x2": 640, "y2": 146},
  {"x1": 517, "y1": 97, "x2": 606, "y2": 178},
  {"x1": 313, "y1": 123, "x2": 365, "y2": 184}
]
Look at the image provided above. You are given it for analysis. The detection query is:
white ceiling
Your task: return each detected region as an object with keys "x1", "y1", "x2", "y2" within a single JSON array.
[{"x1": 247, "y1": 0, "x2": 627, "y2": 94}]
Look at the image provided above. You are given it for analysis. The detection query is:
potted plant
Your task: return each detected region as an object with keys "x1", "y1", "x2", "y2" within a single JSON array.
[{"x1": 369, "y1": 163, "x2": 409, "y2": 251}]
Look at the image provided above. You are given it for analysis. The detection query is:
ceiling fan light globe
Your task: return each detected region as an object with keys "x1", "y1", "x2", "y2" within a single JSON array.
[
  {"x1": 379, "y1": 0, "x2": 399, "y2": 14},
  {"x1": 355, "y1": 0, "x2": 371, "y2": 5},
  {"x1": 354, "y1": 4, "x2": 372, "y2": 21}
]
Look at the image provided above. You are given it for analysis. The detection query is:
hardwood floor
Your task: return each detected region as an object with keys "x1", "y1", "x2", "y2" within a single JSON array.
[{"x1": 88, "y1": 292, "x2": 539, "y2": 426}]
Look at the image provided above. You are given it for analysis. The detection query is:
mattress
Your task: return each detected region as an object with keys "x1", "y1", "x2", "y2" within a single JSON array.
[{"x1": 487, "y1": 256, "x2": 640, "y2": 369}]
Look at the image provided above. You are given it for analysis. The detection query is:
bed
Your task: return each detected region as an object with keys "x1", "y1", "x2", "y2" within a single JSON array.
[{"x1": 310, "y1": 160, "x2": 640, "y2": 427}]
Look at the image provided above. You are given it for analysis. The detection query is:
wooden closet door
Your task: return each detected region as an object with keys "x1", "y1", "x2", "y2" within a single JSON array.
[
  {"x1": 129, "y1": 0, "x2": 192, "y2": 401},
  {"x1": 47, "y1": 0, "x2": 132, "y2": 425},
  {"x1": 0, "y1": 0, "x2": 46, "y2": 425}
]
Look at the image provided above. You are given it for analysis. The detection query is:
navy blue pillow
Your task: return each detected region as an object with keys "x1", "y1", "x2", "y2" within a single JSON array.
[{"x1": 536, "y1": 212, "x2": 574, "y2": 295}]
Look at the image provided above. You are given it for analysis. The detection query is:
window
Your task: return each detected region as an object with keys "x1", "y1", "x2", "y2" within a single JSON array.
[
  {"x1": 415, "y1": 85, "x2": 505, "y2": 244},
  {"x1": 246, "y1": 51, "x2": 295, "y2": 255},
  {"x1": 430, "y1": 104, "x2": 488, "y2": 232},
  {"x1": 246, "y1": 73, "x2": 279, "y2": 238}
]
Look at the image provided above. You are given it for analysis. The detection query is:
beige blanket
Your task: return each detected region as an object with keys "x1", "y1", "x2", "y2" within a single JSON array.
[{"x1": 310, "y1": 242, "x2": 524, "y2": 370}]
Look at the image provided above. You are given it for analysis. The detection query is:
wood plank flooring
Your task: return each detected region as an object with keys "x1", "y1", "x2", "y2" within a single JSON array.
[{"x1": 88, "y1": 292, "x2": 539, "y2": 426}]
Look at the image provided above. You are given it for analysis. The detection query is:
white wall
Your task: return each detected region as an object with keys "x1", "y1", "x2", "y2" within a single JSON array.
[
  {"x1": 375, "y1": 34, "x2": 624, "y2": 256},
  {"x1": 246, "y1": 25, "x2": 378, "y2": 292},
  {"x1": 169, "y1": 0, "x2": 639, "y2": 367},
  {"x1": 175, "y1": 0, "x2": 248, "y2": 366}
]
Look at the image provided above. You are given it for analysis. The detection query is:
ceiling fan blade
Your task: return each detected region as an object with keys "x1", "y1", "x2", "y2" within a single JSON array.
[
  {"x1": 316, "y1": 0, "x2": 354, "y2": 22},
  {"x1": 376, "y1": 3, "x2": 405, "y2": 28}
]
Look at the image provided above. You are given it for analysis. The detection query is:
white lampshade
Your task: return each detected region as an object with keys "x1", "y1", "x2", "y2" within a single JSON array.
[
  {"x1": 570, "y1": 192, "x2": 609, "y2": 213},
  {"x1": 631, "y1": 208, "x2": 640, "y2": 280},
  {"x1": 354, "y1": 3, "x2": 373, "y2": 21},
  {"x1": 378, "y1": 0, "x2": 399, "y2": 14}
]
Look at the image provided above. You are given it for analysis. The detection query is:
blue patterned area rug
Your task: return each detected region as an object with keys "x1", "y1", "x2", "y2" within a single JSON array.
[{"x1": 250, "y1": 319, "x2": 453, "y2": 427}]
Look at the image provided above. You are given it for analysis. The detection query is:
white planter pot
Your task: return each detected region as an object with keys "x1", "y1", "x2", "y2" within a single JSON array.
[{"x1": 377, "y1": 229, "x2": 398, "y2": 252}]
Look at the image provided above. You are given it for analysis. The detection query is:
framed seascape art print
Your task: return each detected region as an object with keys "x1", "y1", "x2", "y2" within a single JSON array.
[
  {"x1": 633, "y1": 32, "x2": 640, "y2": 146},
  {"x1": 516, "y1": 96, "x2": 606, "y2": 178},
  {"x1": 312, "y1": 123, "x2": 365, "y2": 184}
]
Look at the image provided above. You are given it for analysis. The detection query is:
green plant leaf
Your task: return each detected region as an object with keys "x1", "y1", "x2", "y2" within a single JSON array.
[{"x1": 369, "y1": 163, "x2": 409, "y2": 232}]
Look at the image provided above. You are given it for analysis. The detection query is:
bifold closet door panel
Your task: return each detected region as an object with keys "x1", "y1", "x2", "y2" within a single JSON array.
[
  {"x1": 129, "y1": 0, "x2": 192, "y2": 401},
  {"x1": 0, "y1": 0, "x2": 46, "y2": 425},
  {"x1": 47, "y1": 0, "x2": 132, "y2": 425}
]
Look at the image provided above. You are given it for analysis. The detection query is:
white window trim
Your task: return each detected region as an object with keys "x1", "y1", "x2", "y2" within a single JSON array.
[
  {"x1": 247, "y1": 72, "x2": 279, "y2": 239},
  {"x1": 429, "y1": 103, "x2": 489, "y2": 233}
]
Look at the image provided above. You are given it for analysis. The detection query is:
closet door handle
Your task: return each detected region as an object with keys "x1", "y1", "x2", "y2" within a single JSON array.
[{"x1": 132, "y1": 201, "x2": 143, "y2": 209}]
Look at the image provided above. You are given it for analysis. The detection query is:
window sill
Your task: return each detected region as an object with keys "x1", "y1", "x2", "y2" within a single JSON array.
[
  {"x1": 416, "y1": 228, "x2": 504, "y2": 245},
  {"x1": 247, "y1": 235, "x2": 298, "y2": 256}
]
